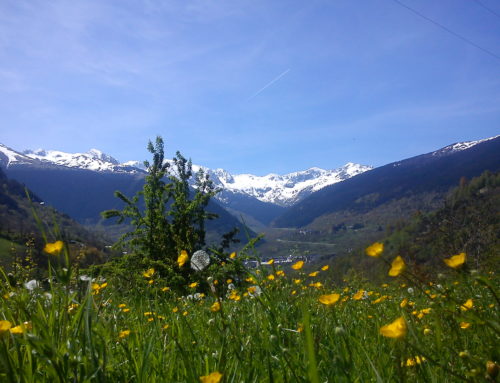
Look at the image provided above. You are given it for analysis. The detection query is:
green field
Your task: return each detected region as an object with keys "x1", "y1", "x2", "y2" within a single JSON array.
[{"x1": 0, "y1": 245, "x2": 498, "y2": 382}]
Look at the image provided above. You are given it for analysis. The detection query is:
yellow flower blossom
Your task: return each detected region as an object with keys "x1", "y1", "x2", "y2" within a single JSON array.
[
  {"x1": 294, "y1": 279, "x2": 302, "y2": 284},
  {"x1": 189, "y1": 282, "x2": 198, "y2": 288},
  {"x1": 291, "y1": 260, "x2": 304, "y2": 270},
  {"x1": 308, "y1": 271, "x2": 319, "y2": 277},
  {"x1": 318, "y1": 293, "x2": 340, "y2": 306},
  {"x1": 143, "y1": 268, "x2": 155, "y2": 278},
  {"x1": 229, "y1": 252, "x2": 237, "y2": 259},
  {"x1": 67, "y1": 303, "x2": 79, "y2": 313},
  {"x1": 182, "y1": 311, "x2": 188, "y2": 316},
  {"x1": 321, "y1": 265, "x2": 329, "y2": 271},
  {"x1": 459, "y1": 322, "x2": 471, "y2": 329},
  {"x1": 443, "y1": 252, "x2": 466, "y2": 269},
  {"x1": 122, "y1": 308, "x2": 130, "y2": 313},
  {"x1": 353, "y1": 290, "x2": 365, "y2": 300},
  {"x1": 276, "y1": 270, "x2": 285, "y2": 277},
  {"x1": 210, "y1": 301, "x2": 221, "y2": 312},
  {"x1": 199, "y1": 371, "x2": 223, "y2": 383},
  {"x1": 172, "y1": 307, "x2": 179, "y2": 313},
  {"x1": 400, "y1": 298, "x2": 408, "y2": 308},
  {"x1": 119, "y1": 330, "x2": 131, "y2": 339},
  {"x1": 267, "y1": 274, "x2": 275, "y2": 281},
  {"x1": 43, "y1": 240, "x2": 64, "y2": 255},
  {"x1": 177, "y1": 250, "x2": 189, "y2": 267},
  {"x1": 365, "y1": 242, "x2": 383, "y2": 257},
  {"x1": 266, "y1": 259, "x2": 274, "y2": 265},
  {"x1": 423, "y1": 328, "x2": 431, "y2": 335},
  {"x1": 0, "y1": 320, "x2": 12, "y2": 333},
  {"x1": 380, "y1": 317, "x2": 407, "y2": 339},
  {"x1": 310, "y1": 282, "x2": 323, "y2": 289},
  {"x1": 460, "y1": 299, "x2": 473, "y2": 311},
  {"x1": 162, "y1": 287, "x2": 170, "y2": 292},
  {"x1": 388, "y1": 256, "x2": 406, "y2": 277},
  {"x1": 118, "y1": 303, "x2": 127, "y2": 308},
  {"x1": 229, "y1": 290, "x2": 241, "y2": 301}
]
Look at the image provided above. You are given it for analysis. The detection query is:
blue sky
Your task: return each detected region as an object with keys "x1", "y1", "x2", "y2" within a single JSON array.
[{"x1": 1, "y1": 0, "x2": 499, "y2": 175}]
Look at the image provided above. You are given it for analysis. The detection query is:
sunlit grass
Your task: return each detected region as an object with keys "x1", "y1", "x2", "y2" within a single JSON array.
[{"x1": 0, "y1": 245, "x2": 498, "y2": 382}]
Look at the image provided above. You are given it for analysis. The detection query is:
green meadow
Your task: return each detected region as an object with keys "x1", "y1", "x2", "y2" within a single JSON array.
[{"x1": 0, "y1": 243, "x2": 498, "y2": 382}]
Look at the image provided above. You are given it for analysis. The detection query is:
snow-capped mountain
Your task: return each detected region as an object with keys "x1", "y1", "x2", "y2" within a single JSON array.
[
  {"x1": 0, "y1": 143, "x2": 372, "y2": 206},
  {"x1": 432, "y1": 135, "x2": 499, "y2": 157},
  {"x1": 21, "y1": 148, "x2": 143, "y2": 173},
  {"x1": 1, "y1": 135, "x2": 496, "y2": 209},
  {"x1": 206, "y1": 163, "x2": 372, "y2": 206}
]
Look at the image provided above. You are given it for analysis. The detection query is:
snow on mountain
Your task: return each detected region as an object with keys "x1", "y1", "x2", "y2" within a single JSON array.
[
  {"x1": 206, "y1": 163, "x2": 372, "y2": 206},
  {"x1": 0, "y1": 144, "x2": 33, "y2": 166},
  {"x1": 3, "y1": 135, "x2": 495, "y2": 207},
  {"x1": 432, "y1": 135, "x2": 500, "y2": 157},
  {"x1": 21, "y1": 148, "x2": 142, "y2": 173}
]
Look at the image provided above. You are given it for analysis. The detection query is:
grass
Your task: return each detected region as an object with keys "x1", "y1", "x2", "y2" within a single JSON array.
[{"x1": 0, "y1": 247, "x2": 498, "y2": 382}]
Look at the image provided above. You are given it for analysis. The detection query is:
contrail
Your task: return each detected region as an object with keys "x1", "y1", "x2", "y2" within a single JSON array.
[{"x1": 247, "y1": 69, "x2": 290, "y2": 101}]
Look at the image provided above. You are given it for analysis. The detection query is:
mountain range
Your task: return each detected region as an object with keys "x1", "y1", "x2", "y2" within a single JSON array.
[
  {"x1": 1, "y1": 135, "x2": 498, "y2": 260},
  {"x1": 0, "y1": 143, "x2": 372, "y2": 225}
]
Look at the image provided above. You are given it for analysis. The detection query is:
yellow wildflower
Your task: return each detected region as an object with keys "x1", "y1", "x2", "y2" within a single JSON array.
[
  {"x1": 183, "y1": 311, "x2": 188, "y2": 316},
  {"x1": 143, "y1": 268, "x2": 155, "y2": 278},
  {"x1": 67, "y1": 303, "x2": 79, "y2": 313},
  {"x1": 486, "y1": 361, "x2": 499, "y2": 380},
  {"x1": 267, "y1": 274, "x2": 275, "y2": 281},
  {"x1": 353, "y1": 290, "x2": 364, "y2": 300},
  {"x1": 226, "y1": 279, "x2": 232, "y2": 284},
  {"x1": 118, "y1": 303, "x2": 127, "y2": 308},
  {"x1": 443, "y1": 252, "x2": 466, "y2": 269},
  {"x1": 266, "y1": 259, "x2": 274, "y2": 265},
  {"x1": 460, "y1": 299, "x2": 473, "y2": 311},
  {"x1": 199, "y1": 371, "x2": 223, "y2": 383},
  {"x1": 177, "y1": 250, "x2": 189, "y2": 267},
  {"x1": 365, "y1": 242, "x2": 383, "y2": 257},
  {"x1": 310, "y1": 282, "x2": 323, "y2": 289},
  {"x1": 172, "y1": 307, "x2": 179, "y2": 313},
  {"x1": 423, "y1": 328, "x2": 431, "y2": 335},
  {"x1": 229, "y1": 290, "x2": 241, "y2": 301},
  {"x1": 122, "y1": 308, "x2": 130, "y2": 313},
  {"x1": 388, "y1": 256, "x2": 405, "y2": 277},
  {"x1": 276, "y1": 270, "x2": 285, "y2": 277},
  {"x1": 308, "y1": 271, "x2": 319, "y2": 277},
  {"x1": 43, "y1": 240, "x2": 64, "y2": 255},
  {"x1": 321, "y1": 265, "x2": 329, "y2": 271},
  {"x1": 210, "y1": 301, "x2": 221, "y2": 312},
  {"x1": 229, "y1": 252, "x2": 237, "y2": 259},
  {"x1": 162, "y1": 287, "x2": 170, "y2": 292},
  {"x1": 459, "y1": 322, "x2": 471, "y2": 329},
  {"x1": 189, "y1": 282, "x2": 198, "y2": 288},
  {"x1": 318, "y1": 293, "x2": 340, "y2": 306},
  {"x1": 380, "y1": 317, "x2": 407, "y2": 339},
  {"x1": 10, "y1": 323, "x2": 29, "y2": 334},
  {"x1": 119, "y1": 330, "x2": 131, "y2": 339},
  {"x1": 400, "y1": 298, "x2": 408, "y2": 308},
  {"x1": 294, "y1": 279, "x2": 302, "y2": 284},
  {"x1": 291, "y1": 260, "x2": 304, "y2": 270},
  {"x1": 0, "y1": 320, "x2": 12, "y2": 333}
]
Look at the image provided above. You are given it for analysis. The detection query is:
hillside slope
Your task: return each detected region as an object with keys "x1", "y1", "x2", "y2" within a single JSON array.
[{"x1": 273, "y1": 136, "x2": 500, "y2": 228}]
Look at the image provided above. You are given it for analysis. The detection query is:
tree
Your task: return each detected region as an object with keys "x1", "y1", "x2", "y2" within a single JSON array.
[{"x1": 101, "y1": 136, "x2": 218, "y2": 268}]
